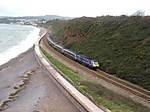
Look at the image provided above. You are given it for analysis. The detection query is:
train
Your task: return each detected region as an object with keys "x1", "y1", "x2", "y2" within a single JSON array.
[{"x1": 46, "y1": 36, "x2": 99, "y2": 69}]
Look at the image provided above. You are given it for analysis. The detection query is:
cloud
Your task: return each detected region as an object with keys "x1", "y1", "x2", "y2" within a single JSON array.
[{"x1": 0, "y1": 0, "x2": 149, "y2": 16}]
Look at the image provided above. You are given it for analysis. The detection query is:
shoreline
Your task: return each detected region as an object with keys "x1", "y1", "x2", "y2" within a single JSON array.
[
  {"x1": 0, "y1": 47, "x2": 34, "y2": 70},
  {"x1": 0, "y1": 26, "x2": 47, "y2": 82},
  {"x1": 0, "y1": 25, "x2": 40, "y2": 111},
  {"x1": 0, "y1": 28, "x2": 81, "y2": 112},
  {"x1": 0, "y1": 25, "x2": 40, "y2": 66},
  {"x1": 0, "y1": 46, "x2": 34, "y2": 111}
]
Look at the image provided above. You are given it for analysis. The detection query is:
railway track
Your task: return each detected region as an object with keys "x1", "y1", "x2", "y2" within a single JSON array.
[
  {"x1": 41, "y1": 34, "x2": 150, "y2": 105},
  {"x1": 95, "y1": 70, "x2": 150, "y2": 101}
]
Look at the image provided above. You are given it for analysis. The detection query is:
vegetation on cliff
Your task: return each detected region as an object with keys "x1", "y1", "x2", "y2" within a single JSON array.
[{"x1": 43, "y1": 16, "x2": 150, "y2": 90}]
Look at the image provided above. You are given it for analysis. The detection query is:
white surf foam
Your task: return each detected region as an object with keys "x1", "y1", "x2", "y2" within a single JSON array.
[{"x1": 0, "y1": 26, "x2": 40, "y2": 65}]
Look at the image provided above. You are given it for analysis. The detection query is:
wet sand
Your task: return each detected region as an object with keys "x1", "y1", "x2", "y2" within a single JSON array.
[{"x1": 0, "y1": 47, "x2": 80, "y2": 112}]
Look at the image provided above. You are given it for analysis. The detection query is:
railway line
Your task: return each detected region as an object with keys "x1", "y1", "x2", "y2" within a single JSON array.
[
  {"x1": 40, "y1": 34, "x2": 150, "y2": 108},
  {"x1": 96, "y1": 70, "x2": 150, "y2": 101},
  {"x1": 97, "y1": 69, "x2": 150, "y2": 100}
]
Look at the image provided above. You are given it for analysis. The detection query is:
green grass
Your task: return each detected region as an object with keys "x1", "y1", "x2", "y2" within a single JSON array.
[{"x1": 40, "y1": 47, "x2": 150, "y2": 112}]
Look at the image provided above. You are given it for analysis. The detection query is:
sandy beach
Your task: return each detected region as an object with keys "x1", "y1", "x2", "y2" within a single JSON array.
[{"x1": 0, "y1": 47, "x2": 80, "y2": 112}]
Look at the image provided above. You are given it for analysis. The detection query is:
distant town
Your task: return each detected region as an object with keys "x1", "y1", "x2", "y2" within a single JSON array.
[{"x1": 0, "y1": 15, "x2": 72, "y2": 26}]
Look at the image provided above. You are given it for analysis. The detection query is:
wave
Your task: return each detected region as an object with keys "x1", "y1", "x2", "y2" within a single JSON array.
[{"x1": 0, "y1": 26, "x2": 40, "y2": 65}]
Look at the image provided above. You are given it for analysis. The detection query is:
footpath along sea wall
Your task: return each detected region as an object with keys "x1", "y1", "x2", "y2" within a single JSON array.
[{"x1": 34, "y1": 30, "x2": 109, "y2": 112}]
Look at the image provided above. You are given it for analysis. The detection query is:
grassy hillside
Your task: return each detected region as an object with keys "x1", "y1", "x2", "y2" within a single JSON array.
[{"x1": 43, "y1": 16, "x2": 150, "y2": 91}]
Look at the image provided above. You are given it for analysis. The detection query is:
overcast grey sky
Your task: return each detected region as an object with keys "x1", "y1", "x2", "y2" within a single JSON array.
[{"x1": 0, "y1": 0, "x2": 149, "y2": 17}]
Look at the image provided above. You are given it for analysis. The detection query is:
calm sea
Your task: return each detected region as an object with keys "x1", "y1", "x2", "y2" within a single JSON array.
[{"x1": 0, "y1": 24, "x2": 40, "y2": 65}]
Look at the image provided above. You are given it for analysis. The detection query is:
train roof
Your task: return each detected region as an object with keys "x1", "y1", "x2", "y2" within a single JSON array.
[
  {"x1": 64, "y1": 49, "x2": 76, "y2": 55},
  {"x1": 47, "y1": 37, "x2": 56, "y2": 44},
  {"x1": 55, "y1": 44, "x2": 63, "y2": 49},
  {"x1": 47, "y1": 37, "x2": 53, "y2": 42},
  {"x1": 78, "y1": 54, "x2": 95, "y2": 60}
]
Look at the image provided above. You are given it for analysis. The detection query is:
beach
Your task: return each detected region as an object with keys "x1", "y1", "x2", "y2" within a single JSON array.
[{"x1": 0, "y1": 35, "x2": 80, "y2": 111}]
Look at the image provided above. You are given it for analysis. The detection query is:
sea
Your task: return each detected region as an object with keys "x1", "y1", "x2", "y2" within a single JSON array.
[{"x1": 0, "y1": 24, "x2": 40, "y2": 65}]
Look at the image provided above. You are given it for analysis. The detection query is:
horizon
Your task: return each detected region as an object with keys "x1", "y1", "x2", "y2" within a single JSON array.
[{"x1": 0, "y1": 13, "x2": 149, "y2": 18}]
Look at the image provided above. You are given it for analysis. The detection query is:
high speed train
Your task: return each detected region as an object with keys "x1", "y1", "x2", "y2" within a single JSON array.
[{"x1": 46, "y1": 37, "x2": 99, "y2": 69}]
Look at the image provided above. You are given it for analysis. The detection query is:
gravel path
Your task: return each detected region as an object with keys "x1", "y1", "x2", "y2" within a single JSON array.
[{"x1": 0, "y1": 47, "x2": 80, "y2": 112}]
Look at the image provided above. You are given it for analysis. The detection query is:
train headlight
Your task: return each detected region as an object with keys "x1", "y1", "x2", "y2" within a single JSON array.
[{"x1": 92, "y1": 61, "x2": 99, "y2": 67}]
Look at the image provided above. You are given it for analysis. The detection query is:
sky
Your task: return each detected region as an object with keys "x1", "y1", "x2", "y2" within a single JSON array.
[{"x1": 0, "y1": 0, "x2": 149, "y2": 17}]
